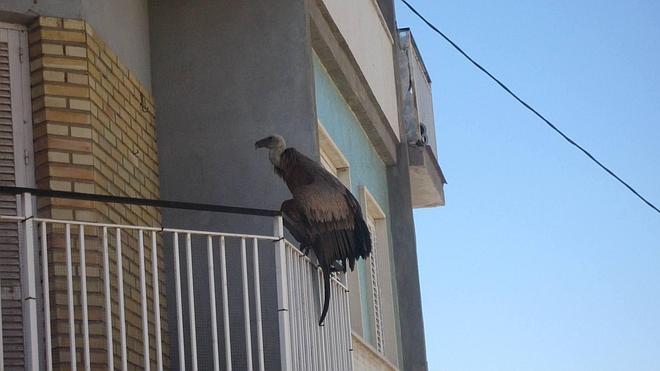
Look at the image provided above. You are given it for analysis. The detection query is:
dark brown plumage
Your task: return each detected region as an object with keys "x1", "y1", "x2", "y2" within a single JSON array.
[{"x1": 256, "y1": 134, "x2": 372, "y2": 325}]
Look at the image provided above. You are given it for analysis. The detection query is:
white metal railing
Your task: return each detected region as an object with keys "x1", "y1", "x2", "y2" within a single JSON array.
[
  {"x1": 285, "y1": 240, "x2": 353, "y2": 371},
  {"x1": 0, "y1": 192, "x2": 353, "y2": 371}
]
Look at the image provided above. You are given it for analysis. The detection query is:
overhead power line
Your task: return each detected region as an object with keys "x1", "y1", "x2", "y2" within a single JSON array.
[{"x1": 400, "y1": 0, "x2": 660, "y2": 215}]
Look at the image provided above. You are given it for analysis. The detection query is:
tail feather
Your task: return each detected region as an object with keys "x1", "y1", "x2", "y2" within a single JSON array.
[
  {"x1": 319, "y1": 266, "x2": 331, "y2": 326},
  {"x1": 356, "y1": 215, "x2": 372, "y2": 258}
]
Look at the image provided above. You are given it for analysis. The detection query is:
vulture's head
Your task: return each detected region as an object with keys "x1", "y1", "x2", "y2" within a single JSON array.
[{"x1": 255, "y1": 134, "x2": 286, "y2": 150}]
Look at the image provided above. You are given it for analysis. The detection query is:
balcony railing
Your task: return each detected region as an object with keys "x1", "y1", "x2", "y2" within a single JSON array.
[
  {"x1": 0, "y1": 188, "x2": 353, "y2": 371},
  {"x1": 284, "y1": 240, "x2": 353, "y2": 371}
]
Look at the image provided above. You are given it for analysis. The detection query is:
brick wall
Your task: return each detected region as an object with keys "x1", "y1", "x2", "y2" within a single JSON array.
[{"x1": 28, "y1": 16, "x2": 167, "y2": 369}]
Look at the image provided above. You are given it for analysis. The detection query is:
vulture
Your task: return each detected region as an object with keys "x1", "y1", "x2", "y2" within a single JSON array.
[{"x1": 255, "y1": 134, "x2": 372, "y2": 325}]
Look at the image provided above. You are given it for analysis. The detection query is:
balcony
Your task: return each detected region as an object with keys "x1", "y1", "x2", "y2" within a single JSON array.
[
  {"x1": 398, "y1": 29, "x2": 446, "y2": 208},
  {"x1": 0, "y1": 188, "x2": 353, "y2": 370}
]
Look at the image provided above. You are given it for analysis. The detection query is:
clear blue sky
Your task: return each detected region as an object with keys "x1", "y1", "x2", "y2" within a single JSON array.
[{"x1": 395, "y1": 1, "x2": 660, "y2": 370}]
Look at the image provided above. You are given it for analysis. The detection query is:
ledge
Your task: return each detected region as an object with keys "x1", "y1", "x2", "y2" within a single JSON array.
[
  {"x1": 352, "y1": 331, "x2": 400, "y2": 371},
  {"x1": 408, "y1": 145, "x2": 446, "y2": 208},
  {"x1": 308, "y1": 0, "x2": 399, "y2": 165}
]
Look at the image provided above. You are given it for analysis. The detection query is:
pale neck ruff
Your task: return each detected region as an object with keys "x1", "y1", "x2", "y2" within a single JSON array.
[{"x1": 269, "y1": 146, "x2": 285, "y2": 168}]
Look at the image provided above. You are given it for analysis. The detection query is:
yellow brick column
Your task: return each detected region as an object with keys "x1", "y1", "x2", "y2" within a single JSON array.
[{"x1": 28, "y1": 16, "x2": 167, "y2": 370}]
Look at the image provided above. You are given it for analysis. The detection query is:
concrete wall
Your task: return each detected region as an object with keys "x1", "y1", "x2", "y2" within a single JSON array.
[
  {"x1": 387, "y1": 33, "x2": 431, "y2": 371},
  {"x1": 0, "y1": 0, "x2": 151, "y2": 87},
  {"x1": 81, "y1": 0, "x2": 151, "y2": 87},
  {"x1": 149, "y1": 0, "x2": 316, "y2": 369},
  {"x1": 386, "y1": 143, "x2": 428, "y2": 371},
  {"x1": 320, "y1": 0, "x2": 400, "y2": 139}
]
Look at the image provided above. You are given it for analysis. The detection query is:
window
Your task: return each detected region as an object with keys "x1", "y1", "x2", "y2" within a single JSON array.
[
  {"x1": 317, "y1": 123, "x2": 350, "y2": 186},
  {"x1": 317, "y1": 122, "x2": 389, "y2": 354},
  {"x1": 359, "y1": 186, "x2": 387, "y2": 354},
  {"x1": 0, "y1": 23, "x2": 34, "y2": 369},
  {"x1": 0, "y1": 24, "x2": 33, "y2": 189}
]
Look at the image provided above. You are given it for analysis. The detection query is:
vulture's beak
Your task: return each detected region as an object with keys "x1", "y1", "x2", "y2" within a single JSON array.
[{"x1": 255, "y1": 137, "x2": 270, "y2": 150}]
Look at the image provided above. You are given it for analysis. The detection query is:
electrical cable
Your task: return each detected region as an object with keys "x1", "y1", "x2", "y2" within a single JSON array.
[{"x1": 400, "y1": 0, "x2": 659, "y2": 215}]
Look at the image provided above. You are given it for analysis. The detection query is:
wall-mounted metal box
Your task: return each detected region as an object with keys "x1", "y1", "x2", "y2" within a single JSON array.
[{"x1": 398, "y1": 28, "x2": 446, "y2": 208}]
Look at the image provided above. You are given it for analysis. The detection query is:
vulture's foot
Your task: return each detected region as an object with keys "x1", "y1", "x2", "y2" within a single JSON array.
[
  {"x1": 300, "y1": 243, "x2": 311, "y2": 255},
  {"x1": 329, "y1": 262, "x2": 346, "y2": 273}
]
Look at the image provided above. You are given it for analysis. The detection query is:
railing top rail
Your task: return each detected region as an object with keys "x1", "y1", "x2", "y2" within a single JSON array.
[
  {"x1": 163, "y1": 227, "x2": 278, "y2": 241},
  {"x1": 0, "y1": 185, "x2": 281, "y2": 217},
  {"x1": 0, "y1": 215, "x2": 280, "y2": 241}
]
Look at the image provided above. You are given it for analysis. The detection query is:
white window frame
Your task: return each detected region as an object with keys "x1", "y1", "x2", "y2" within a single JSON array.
[
  {"x1": 358, "y1": 185, "x2": 386, "y2": 354},
  {"x1": 317, "y1": 122, "x2": 350, "y2": 186}
]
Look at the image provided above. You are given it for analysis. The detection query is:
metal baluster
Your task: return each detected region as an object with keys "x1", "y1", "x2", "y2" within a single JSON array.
[
  {"x1": 138, "y1": 230, "x2": 150, "y2": 371},
  {"x1": 21, "y1": 193, "x2": 39, "y2": 371},
  {"x1": 41, "y1": 222, "x2": 53, "y2": 371},
  {"x1": 316, "y1": 269, "x2": 323, "y2": 371},
  {"x1": 116, "y1": 228, "x2": 127, "y2": 371},
  {"x1": 252, "y1": 238, "x2": 264, "y2": 371},
  {"x1": 273, "y1": 217, "x2": 291, "y2": 370},
  {"x1": 102, "y1": 227, "x2": 113, "y2": 371},
  {"x1": 345, "y1": 282, "x2": 355, "y2": 370},
  {"x1": 240, "y1": 238, "x2": 253, "y2": 371},
  {"x1": 79, "y1": 225, "x2": 90, "y2": 371},
  {"x1": 185, "y1": 233, "x2": 198, "y2": 371},
  {"x1": 65, "y1": 224, "x2": 77, "y2": 371},
  {"x1": 303, "y1": 256, "x2": 315, "y2": 370},
  {"x1": 151, "y1": 232, "x2": 163, "y2": 371},
  {"x1": 286, "y1": 248, "x2": 298, "y2": 371},
  {"x1": 319, "y1": 268, "x2": 327, "y2": 370},
  {"x1": 341, "y1": 286, "x2": 350, "y2": 370},
  {"x1": 173, "y1": 233, "x2": 185, "y2": 370},
  {"x1": 296, "y1": 253, "x2": 308, "y2": 371},
  {"x1": 219, "y1": 236, "x2": 232, "y2": 371},
  {"x1": 207, "y1": 236, "x2": 220, "y2": 371}
]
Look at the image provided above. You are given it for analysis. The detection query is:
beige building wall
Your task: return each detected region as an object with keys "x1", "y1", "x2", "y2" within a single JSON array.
[{"x1": 319, "y1": 0, "x2": 400, "y2": 140}]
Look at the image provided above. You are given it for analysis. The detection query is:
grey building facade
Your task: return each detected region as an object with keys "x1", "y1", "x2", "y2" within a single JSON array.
[{"x1": 0, "y1": 1, "x2": 444, "y2": 370}]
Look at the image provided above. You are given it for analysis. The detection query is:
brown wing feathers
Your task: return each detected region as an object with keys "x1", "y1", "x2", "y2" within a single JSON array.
[
  {"x1": 275, "y1": 148, "x2": 372, "y2": 325},
  {"x1": 279, "y1": 148, "x2": 371, "y2": 264}
]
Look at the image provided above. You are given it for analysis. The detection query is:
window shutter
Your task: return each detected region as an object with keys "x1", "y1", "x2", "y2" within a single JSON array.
[
  {"x1": 0, "y1": 26, "x2": 26, "y2": 370},
  {"x1": 367, "y1": 219, "x2": 384, "y2": 353},
  {"x1": 0, "y1": 37, "x2": 17, "y2": 201}
]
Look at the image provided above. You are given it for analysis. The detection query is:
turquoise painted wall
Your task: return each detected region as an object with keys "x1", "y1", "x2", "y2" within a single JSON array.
[
  {"x1": 313, "y1": 53, "x2": 392, "y2": 343},
  {"x1": 313, "y1": 54, "x2": 390, "y2": 213}
]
